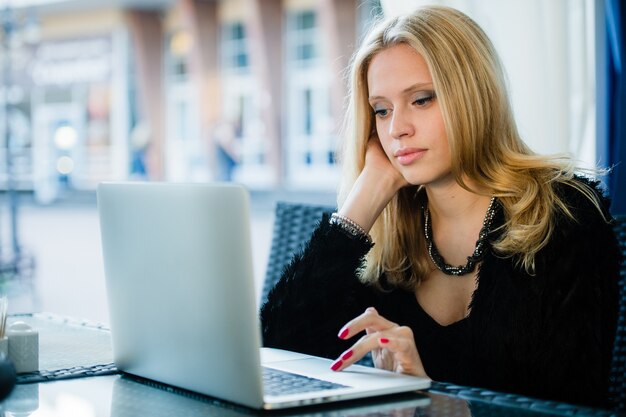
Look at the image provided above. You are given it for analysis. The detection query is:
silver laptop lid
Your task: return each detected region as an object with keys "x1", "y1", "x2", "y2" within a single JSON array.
[{"x1": 98, "y1": 182, "x2": 265, "y2": 409}]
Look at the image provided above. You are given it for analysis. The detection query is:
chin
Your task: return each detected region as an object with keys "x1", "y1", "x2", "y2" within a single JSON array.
[
  {"x1": 401, "y1": 170, "x2": 454, "y2": 188},
  {"x1": 400, "y1": 170, "x2": 430, "y2": 185},
  {"x1": 403, "y1": 176, "x2": 429, "y2": 187}
]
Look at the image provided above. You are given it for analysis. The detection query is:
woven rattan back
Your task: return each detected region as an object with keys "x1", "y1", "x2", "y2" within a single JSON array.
[
  {"x1": 260, "y1": 202, "x2": 335, "y2": 306},
  {"x1": 610, "y1": 214, "x2": 626, "y2": 411}
]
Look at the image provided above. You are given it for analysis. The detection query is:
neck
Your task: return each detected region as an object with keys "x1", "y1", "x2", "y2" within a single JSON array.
[{"x1": 424, "y1": 180, "x2": 491, "y2": 222}]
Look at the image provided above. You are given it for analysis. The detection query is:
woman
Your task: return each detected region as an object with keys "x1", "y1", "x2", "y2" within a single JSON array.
[{"x1": 261, "y1": 6, "x2": 619, "y2": 408}]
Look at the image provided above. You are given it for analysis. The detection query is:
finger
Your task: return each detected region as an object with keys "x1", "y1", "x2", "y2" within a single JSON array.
[
  {"x1": 372, "y1": 331, "x2": 428, "y2": 376},
  {"x1": 332, "y1": 327, "x2": 424, "y2": 374},
  {"x1": 373, "y1": 327, "x2": 415, "y2": 356},
  {"x1": 332, "y1": 327, "x2": 403, "y2": 371},
  {"x1": 330, "y1": 332, "x2": 384, "y2": 372},
  {"x1": 365, "y1": 307, "x2": 377, "y2": 335},
  {"x1": 337, "y1": 307, "x2": 398, "y2": 340}
]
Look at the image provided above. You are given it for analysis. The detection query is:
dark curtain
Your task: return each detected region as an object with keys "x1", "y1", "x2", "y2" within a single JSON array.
[{"x1": 606, "y1": 0, "x2": 626, "y2": 214}]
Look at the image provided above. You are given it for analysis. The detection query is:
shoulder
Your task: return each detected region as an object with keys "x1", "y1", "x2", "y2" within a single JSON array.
[
  {"x1": 532, "y1": 174, "x2": 615, "y2": 272},
  {"x1": 539, "y1": 175, "x2": 619, "y2": 275},
  {"x1": 551, "y1": 174, "x2": 612, "y2": 228},
  {"x1": 530, "y1": 175, "x2": 620, "y2": 301}
]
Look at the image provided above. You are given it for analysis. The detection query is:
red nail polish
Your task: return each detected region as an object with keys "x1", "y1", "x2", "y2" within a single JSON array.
[
  {"x1": 380, "y1": 338, "x2": 390, "y2": 344},
  {"x1": 341, "y1": 350, "x2": 353, "y2": 360},
  {"x1": 338, "y1": 328, "x2": 349, "y2": 339},
  {"x1": 331, "y1": 360, "x2": 343, "y2": 371}
]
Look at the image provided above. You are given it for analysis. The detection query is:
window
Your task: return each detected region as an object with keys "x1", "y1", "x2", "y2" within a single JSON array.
[
  {"x1": 220, "y1": 19, "x2": 271, "y2": 187},
  {"x1": 287, "y1": 10, "x2": 318, "y2": 67},
  {"x1": 221, "y1": 22, "x2": 249, "y2": 73},
  {"x1": 166, "y1": 30, "x2": 191, "y2": 83},
  {"x1": 284, "y1": 8, "x2": 338, "y2": 189},
  {"x1": 164, "y1": 29, "x2": 202, "y2": 181}
]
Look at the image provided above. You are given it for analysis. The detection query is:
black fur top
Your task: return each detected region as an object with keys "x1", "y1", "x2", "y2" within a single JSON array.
[{"x1": 260, "y1": 177, "x2": 620, "y2": 408}]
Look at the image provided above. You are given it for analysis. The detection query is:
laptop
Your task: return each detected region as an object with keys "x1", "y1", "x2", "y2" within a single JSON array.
[
  {"x1": 111, "y1": 375, "x2": 431, "y2": 416},
  {"x1": 97, "y1": 182, "x2": 431, "y2": 410}
]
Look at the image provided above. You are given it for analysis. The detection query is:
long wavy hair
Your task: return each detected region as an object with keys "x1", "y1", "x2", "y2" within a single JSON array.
[{"x1": 339, "y1": 5, "x2": 603, "y2": 289}]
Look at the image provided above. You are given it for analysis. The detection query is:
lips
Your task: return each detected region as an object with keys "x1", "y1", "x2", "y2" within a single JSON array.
[{"x1": 393, "y1": 148, "x2": 426, "y2": 165}]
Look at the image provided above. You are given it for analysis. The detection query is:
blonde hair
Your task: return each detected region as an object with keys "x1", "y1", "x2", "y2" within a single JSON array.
[{"x1": 339, "y1": 6, "x2": 604, "y2": 289}]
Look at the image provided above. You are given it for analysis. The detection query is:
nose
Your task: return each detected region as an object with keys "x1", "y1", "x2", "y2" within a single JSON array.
[{"x1": 389, "y1": 107, "x2": 414, "y2": 139}]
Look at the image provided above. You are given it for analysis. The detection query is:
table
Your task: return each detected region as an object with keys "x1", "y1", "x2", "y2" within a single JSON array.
[{"x1": 0, "y1": 314, "x2": 621, "y2": 417}]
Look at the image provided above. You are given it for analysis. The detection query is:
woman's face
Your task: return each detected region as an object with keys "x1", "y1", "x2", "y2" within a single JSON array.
[{"x1": 367, "y1": 43, "x2": 452, "y2": 187}]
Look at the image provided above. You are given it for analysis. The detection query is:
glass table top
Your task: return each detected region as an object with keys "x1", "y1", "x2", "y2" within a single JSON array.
[
  {"x1": 0, "y1": 314, "x2": 618, "y2": 417},
  {"x1": 0, "y1": 374, "x2": 604, "y2": 417}
]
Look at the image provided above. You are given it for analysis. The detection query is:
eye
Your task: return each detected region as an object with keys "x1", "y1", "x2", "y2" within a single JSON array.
[
  {"x1": 374, "y1": 108, "x2": 390, "y2": 118},
  {"x1": 413, "y1": 92, "x2": 436, "y2": 107},
  {"x1": 372, "y1": 102, "x2": 391, "y2": 118}
]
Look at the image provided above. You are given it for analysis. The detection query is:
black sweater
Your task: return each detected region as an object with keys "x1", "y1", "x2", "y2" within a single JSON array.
[{"x1": 260, "y1": 179, "x2": 620, "y2": 408}]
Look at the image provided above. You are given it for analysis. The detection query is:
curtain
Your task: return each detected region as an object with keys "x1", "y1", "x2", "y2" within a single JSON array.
[{"x1": 605, "y1": 0, "x2": 626, "y2": 214}]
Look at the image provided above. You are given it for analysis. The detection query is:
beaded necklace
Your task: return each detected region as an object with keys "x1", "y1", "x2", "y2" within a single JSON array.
[{"x1": 423, "y1": 197, "x2": 497, "y2": 276}]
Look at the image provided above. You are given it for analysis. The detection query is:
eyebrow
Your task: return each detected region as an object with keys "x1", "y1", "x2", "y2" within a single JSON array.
[{"x1": 368, "y1": 82, "x2": 434, "y2": 101}]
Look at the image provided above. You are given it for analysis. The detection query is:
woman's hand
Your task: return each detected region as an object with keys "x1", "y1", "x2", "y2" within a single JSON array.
[
  {"x1": 330, "y1": 307, "x2": 429, "y2": 378},
  {"x1": 338, "y1": 134, "x2": 409, "y2": 233},
  {"x1": 362, "y1": 134, "x2": 408, "y2": 192}
]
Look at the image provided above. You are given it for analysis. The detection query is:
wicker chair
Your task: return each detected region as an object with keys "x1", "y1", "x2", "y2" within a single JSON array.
[
  {"x1": 609, "y1": 214, "x2": 626, "y2": 411},
  {"x1": 260, "y1": 202, "x2": 335, "y2": 306}
]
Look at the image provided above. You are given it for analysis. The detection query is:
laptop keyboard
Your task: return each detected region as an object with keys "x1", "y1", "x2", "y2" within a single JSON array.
[{"x1": 262, "y1": 367, "x2": 349, "y2": 396}]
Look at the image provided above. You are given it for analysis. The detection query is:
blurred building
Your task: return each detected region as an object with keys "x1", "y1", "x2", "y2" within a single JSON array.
[
  {"x1": 0, "y1": 0, "x2": 383, "y2": 202},
  {"x1": 2, "y1": 0, "x2": 599, "y2": 204}
]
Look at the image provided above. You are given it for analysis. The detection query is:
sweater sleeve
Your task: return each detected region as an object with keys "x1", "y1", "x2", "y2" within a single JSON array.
[
  {"x1": 525, "y1": 180, "x2": 620, "y2": 407},
  {"x1": 260, "y1": 214, "x2": 376, "y2": 359}
]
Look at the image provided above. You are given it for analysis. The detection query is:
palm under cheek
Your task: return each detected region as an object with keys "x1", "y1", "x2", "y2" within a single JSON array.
[
  {"x1": 380, "y1": 144, "x2": 404, "y2": 172},
  {"x1": 377, "y1": 135, "x2": 393, "y2": 159}
]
